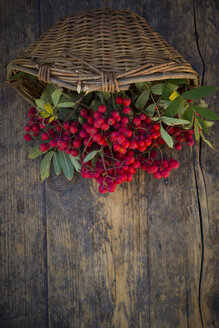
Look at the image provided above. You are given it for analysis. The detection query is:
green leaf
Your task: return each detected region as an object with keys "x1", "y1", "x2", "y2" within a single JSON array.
[
  {"x1": 182, "y1": 86, "x2": 218, "y2": 100},
  {"x1": 35, "y1": 99, "x2": 45, "y2": 109},
  {"x1": 159, "y1": 99, "x2": 171, "y2": 109},
  {"x1": 135, "y1": 90, "x2": 149, "y2": 110},
  {"x1": 160, "y1": 125, "x2": 173, "y2": 148},
  {"x1": 144, "y1": 103, "x2": 156, "y2": 117},
  {"x1": 9, "y1": 71, "x2": 25, "y2": 82},
  {"x1": 198, "y1": 99, "x2": 208, "y2": 108},
  {"x1": 167, "y1": 79, "x2": 188, "y2": 85},
  {"x1": 69, "y1": 155, "x2": 81, "y2": 172},
  {"x1": 29, "y1": 144, "x2": 44, "y2": 159},
  {"x1": 194, "y1": 118, "x2": 200, "y2": 141},
  {"x1": 135, "y1": 82, "x2": 145, "y2": 93},
  {"x1": 40, "y1": 84, "x2": 56, "y2": 103},
  {"x1": 58, "y1": 151, "x2": 74, "y2": 180},
  {"x1": 162, "y1": 83, "x2": 179, "y2": 100},
  {"x1": 150, "y1": 117, "x2": 160, "y2": 121},
  {"x1": 51, "y1": 88, "x2": 62, "y2": 107},
  {"x1": 84, "y1": 150, "x2": 100, "y2": 163},
  {"x1": 67, "y1": 92, "x2": 82, "y2": 102},
  {"x1": 164, "y1": 96, "x2": 181, "y2": 117},
  {"x1": 57, "y1": 102, "x2": 75, "y2": 108},
  {"x1": 161, "y1": 116, "x2": 191, "y2": 125},
  {"x1": 192, "y1": 106, "x2": 219, "y2": 120},
  {"x1": 40, "y1": 151, "x2": 54, "y2": 182},
  {"x1": 196, "y1": 115, "x2": 208, "y2": 134},
  {"x1": 204, "y1": 121, "x2": 214, "y2": 128},
  {"x1": 151, "y1": 83, "x2": 164, "y2": 95},
  {"x1": 200, "y1": 131, "x2": 214, "y2": 149},
  {"x1": 183, "y1": 107, "x2": 193, "y2": 122},
  {"x1": 53, "y1": 152, "x2": 61, "y2": 176},
  {"x1": 91, "y1": 157, "x2": 97, "y2": 168},
  {"x1": 57, "y1": 108, "x2": 76, "y2": 121}
]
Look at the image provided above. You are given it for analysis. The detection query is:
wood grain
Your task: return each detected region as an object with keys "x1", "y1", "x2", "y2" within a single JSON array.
[
  {"x1": 194, "y1": 1, "x2": 219, "y2": 327},
  {"x1": 0, "y1": 1, "x2": 48, "y2": 327},
  {"x1": 0, "y1": 0, "x2": 218, "y2": 327}
]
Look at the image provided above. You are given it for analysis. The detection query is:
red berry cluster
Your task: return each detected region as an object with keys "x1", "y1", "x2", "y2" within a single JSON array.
[
  {"x1": 24, "y1": 107, "x2": 80, "y2": 156},
  {"x1": 24, "y1": 95, "x2": 194, "y2": 193}
]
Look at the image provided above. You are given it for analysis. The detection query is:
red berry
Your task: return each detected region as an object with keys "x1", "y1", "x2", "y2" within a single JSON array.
[
  {"x1": 153, "y1": 123, "x2": 160, "y2": 131},
  {"x1": 161, "y1": 170, "x2": 170, "y2": 178},
  {"x1": 24, "y1": 133, "x2": 32, "y2": 141},
  {"x1": 63, "y1": 122, "x2": 70, "y2": 130},
  {"x1": 124, "y1": 130, "x2": 132, "y2": 137},
  {"x1": 101, "y1": 123, "x2": 110, "y2": 131},
  {"x1": 116, "y1": 96, "x2": 123, "y2": 105},
  {"x1": 24, "y1": 124, "x2": 31, "y2": 132},
  {"x1": 49, "y1": 140, "x2": 56, "y2": 148},
  {"x1": 154, "y1": 172, "x2": 162, "y2": 179},
  {"x1": 40, "y1": 123, "x2": 45, "y2": 129},
  {"x1": 57, "y1": 140, "x2": 68, "y2": 150},
  {"x1": 187, "y1": 140, "x2": 194, "y2": 147},
  {"x1": 89, "y1": 126, "x2": 98, "y2": 135},
  {"x1": 33, "y1": 132, "x2": 40, "y2": 137},
  {"x1": 132, "y1": 117, "x2": 141, "y2": 126},
  {"x1": 147, "y1": 165, "x2": 158, "y2": 174},
  {"x1": 123, "y1": 98, "x2": 131, "y2": 106},
  {"x1": 55, "y1": 125, "x2": 62, "y2": 132},
  {"x1": 87, "y1": 117, "x2": 94, "y2": 125},
  {"x1": 71, "y1": 149, "x2": 79, "y2": 157},
  {"x1": 41, "y1": 132, "x2": 50, "y2": 141},
  {"x1": 123, "y1": 106, "x2": 131, "y2": 114},
  {"x1": 121, "y1": 117, "x2": 129, "y2": 125},
  {"x1": 79, "y1": 130, "x2": 88, "y2": 138},
  {"x1": 108, "y1": 117, "x2": 116, "y2": 125},
  {"x1": 94, "y1": 118, "x2": 104, "y2": 128},
  {"x1": 29, "y1": 107, "x2": 37, "y2": 114},
  {"x1": 73, "y1": 139, "x2": 82, "y2": 148},
  {"x1": 98, "y1": 185, "x2": 108, "y2": 194},
  {"x1": 150, "y1": 149, "x2": 158, "y2": 158},
  {"x1": 98, "y1": 105, "x2": 107, "y2": 113},
  {"x1": 168, "y1": 159, "x2": 179, "y2": 169},
  {"x1": 80, "y1": 108, "x2": 88, "y2": 117},
  {"x1": 70, "y1": 125, "x2": 78, "y2": 134},
  {"x1": 39, "y1": 143, "x2": 50, "y2": 152},
  {"x1": 94, "y1": 111, "x2": 102, "y2": 119},
  {"x1": 145, "y1": 117, "x2": 151, "y2": 124},
  {"x1": 140, "y1": 113, "x2": 147, "y2": 121},
  {"x1": 175, "y1": 142, "x2": 182, "y2": 150},
  {"x1": 112, "y1": 111, "x2": 120, "y2": 118},
  {"x1": 32, "y1": 124, "x2": 40, "y2": 132}
]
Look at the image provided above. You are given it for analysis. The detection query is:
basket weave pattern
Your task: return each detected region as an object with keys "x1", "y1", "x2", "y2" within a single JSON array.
[{"x1": 7, "y1": 7, "x2": 199, "y2": 103}]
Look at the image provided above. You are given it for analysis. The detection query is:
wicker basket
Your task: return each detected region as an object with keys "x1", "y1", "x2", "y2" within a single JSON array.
[{"x1": 7, "y1": 7, "x2": 199, "y2": 104}]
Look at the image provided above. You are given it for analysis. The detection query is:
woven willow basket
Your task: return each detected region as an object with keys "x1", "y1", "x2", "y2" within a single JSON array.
[{"x1": 7, "y1": 7, "x2": 199, "y2": 105}]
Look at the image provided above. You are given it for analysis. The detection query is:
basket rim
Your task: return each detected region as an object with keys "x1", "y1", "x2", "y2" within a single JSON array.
[{"x1": 6, "y1": 7, "x2": 200, "y2": 103}]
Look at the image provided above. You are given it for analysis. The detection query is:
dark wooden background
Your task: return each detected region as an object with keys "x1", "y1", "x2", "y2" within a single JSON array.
[{"x1": 0, "y1": 0, "x2": 218, "y2": 327}]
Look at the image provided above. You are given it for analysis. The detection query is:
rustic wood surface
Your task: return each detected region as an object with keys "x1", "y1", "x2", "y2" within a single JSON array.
[{"x1": 0, "y1": 0, "x2": 218, "y2": 327}]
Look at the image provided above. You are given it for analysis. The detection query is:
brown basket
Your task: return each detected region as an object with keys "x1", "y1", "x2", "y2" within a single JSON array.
[{"x1": 7, "y1": 7, "x2": 199, "y2": 105}]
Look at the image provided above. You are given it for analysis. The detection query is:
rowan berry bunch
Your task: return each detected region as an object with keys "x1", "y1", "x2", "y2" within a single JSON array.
[{"x1": 23, "y1": 80, "x2": 218, "y2": 193}]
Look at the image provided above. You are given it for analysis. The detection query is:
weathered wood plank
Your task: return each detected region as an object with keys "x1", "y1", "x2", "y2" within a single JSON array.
[
  {"x1": 148, "y1": 1, "x2": 204, "y2": 327},
  {"x1": 0, "y1": 1, "x2": 48, "y2": 327},
  {"x1": 194, "y1": 1, "x2": 219, "y2": 327}
]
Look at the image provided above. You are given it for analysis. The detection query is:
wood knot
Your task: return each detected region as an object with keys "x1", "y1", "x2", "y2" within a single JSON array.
[
  {"x1": 38, "y1": 65, "x2": 51, "y2": 83},
  {"x1": 101, "y1": 71, "x2": 120, "y2": 92}
]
